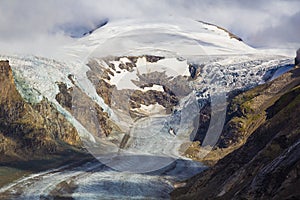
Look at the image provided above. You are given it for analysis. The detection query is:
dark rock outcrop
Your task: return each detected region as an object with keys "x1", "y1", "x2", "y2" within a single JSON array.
[
  {"x1": 55, "y1": 82, "x2": 73, "y2": 110},
  {"x1": 173, "y1": 68, "x2": 300, "y2": 199},
  {"x1": 145, "y1": 55, "x2": 164, "y2": 63},
  {"x1": 295, "y1": 48, "x2": 300, "y2": 66},
  {"x1": 189, "y1": 64, "x2": 197, "y2": 79}
]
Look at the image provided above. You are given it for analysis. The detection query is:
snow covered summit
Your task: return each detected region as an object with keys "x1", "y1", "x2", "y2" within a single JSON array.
[{"x1": 62, "y1": 17, "x2": 256, "y2": 62}]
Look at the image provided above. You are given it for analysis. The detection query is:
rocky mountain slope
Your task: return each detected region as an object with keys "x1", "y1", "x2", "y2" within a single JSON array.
[
  {"x1": 171, "y1": 63, "x2": 300, "y2": 199},
  {"x1": 0, "y1": 61, "x2": 85, "y2": 175}
]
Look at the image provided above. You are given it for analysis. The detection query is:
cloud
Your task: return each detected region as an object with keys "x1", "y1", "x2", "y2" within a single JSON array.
[
  {"x1": 249, "y1": 11, "x2": 300, "y2": 46},
  {"x1": 0, "y1": 0, "x2": 299, "y2": 57}
]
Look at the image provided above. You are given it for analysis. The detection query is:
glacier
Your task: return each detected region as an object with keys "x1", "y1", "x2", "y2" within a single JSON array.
[{"x1": 0, "y1": 17, "x2": 295, "y2": 199}]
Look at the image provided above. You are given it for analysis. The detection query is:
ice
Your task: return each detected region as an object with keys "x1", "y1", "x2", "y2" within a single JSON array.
[{"x1": 0, "y1": 158, "x2": 205, "y2": 199}]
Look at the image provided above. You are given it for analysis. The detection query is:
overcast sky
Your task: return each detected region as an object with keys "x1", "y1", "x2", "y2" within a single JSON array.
[{"x1": 0, "y1": 0, "x2": 299, "y2": 57}]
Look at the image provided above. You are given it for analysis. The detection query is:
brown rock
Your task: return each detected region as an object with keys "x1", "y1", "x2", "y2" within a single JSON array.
[{"x1": 0, "y1": 61, "x2": 82, "y2": 162}]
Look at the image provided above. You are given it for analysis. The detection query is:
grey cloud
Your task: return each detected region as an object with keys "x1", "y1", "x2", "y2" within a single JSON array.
[
  {"x1": 249, "y1": 11, "x2": 300, "y2": 47},
  {"x1": 0, "y1": 0, "x2": 299, "y2": 56}
]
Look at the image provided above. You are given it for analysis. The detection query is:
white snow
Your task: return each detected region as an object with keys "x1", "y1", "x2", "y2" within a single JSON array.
[
  {"x1": 109, "y1": 67, "x2": 139, "y2": 90},
  {"x1": 119, "y1": 57, "x2": 132, "y2": 64},
  {"x1": 141, "y1": 84, "x2": 164, "y2": 92},
  {"x1": 135, "y1": 57, "x2": 190, "y2": 78},
  {"x1": 136, "y1": 56, "x2": 147, "y2": 67},
  {"x1": 59, "y1": 17, "x2": 256, "y2": 63}
]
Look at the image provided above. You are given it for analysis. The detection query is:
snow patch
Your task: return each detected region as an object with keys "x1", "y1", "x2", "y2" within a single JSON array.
[
  {"x1": 141, "y1": 84, "x2": 164, "y2": 92},
  {"x1": 109, "y1": 67, "x2": 140, "y2": 90},
  {"x1": 119, "y1": 57, "x2": 132, "y2": 64}
]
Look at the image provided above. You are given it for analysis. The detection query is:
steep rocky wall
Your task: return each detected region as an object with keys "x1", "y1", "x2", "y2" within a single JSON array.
[
  {"x1": 55, "y1": 81, "x2": 120, "y2": 137},
  {"x1": 0, "y1": 61, "x2": 82, "y2": 162}
]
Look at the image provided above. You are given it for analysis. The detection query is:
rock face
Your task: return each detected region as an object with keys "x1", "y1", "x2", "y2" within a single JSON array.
[
  {"x1": 172, "y1": 68, "x2": 300, "y2": 199},
  {"x1": 295, "y1": 48, "x2": 300, "y2": 66},
  {"x1": 0, "y1": 61, "x2": 82, "y2": 162},
  {"x1": 55, "y1": 81, "x2": 119, "y2": 137},
  {"x1": 87, "y1": 55, "x2": 192, "y2": 119}
]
